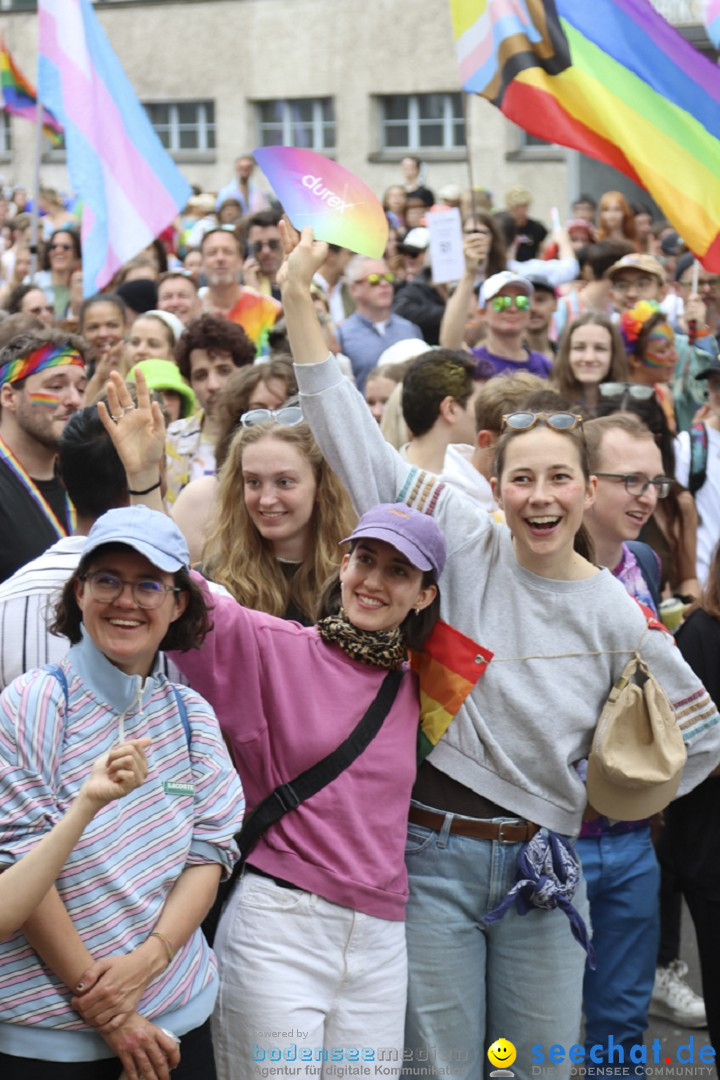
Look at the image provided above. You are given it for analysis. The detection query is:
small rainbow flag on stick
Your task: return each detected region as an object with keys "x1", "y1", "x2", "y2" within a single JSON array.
[
  {"x1": 450, "y1": 0, "x2": 720, "y2": 271},
  {"x1": 0, "y1": 33, "x2": 63, "y2": 145}
]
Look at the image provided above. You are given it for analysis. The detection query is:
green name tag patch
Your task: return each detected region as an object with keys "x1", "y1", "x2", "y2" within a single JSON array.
[{"x1": 163, "y1": 781, "x2": 194, "y2": 796}]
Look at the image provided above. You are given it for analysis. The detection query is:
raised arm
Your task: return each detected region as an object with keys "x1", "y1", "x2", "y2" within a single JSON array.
[
  {"x1": 439, "y1": 231, "x2": 486, "y2": 349},
  {"x1": 0, "y1": 740, "x2": 150, "y2": 939},
  {"x1": 98, "y1": 368, "x2": 166, "y2": 512},
  {"x1": 277, "y1": 221, "x2": 332, "y2": 366}
]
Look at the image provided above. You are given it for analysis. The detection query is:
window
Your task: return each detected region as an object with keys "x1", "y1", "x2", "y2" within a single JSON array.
[
  {"x1": 0, "y1": 112, "x2": 12, "y2": 154},
  {"x1": 144, "y1": 101, "x2": 215, "y2": 153},
  {"x1": 256, "y1": 98, "x2": 335, "y2": 152},
  {"x1": 379, "y1": 93, "x2": 464, "y2": 151}
]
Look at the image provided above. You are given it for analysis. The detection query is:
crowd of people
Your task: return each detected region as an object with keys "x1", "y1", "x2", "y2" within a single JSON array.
[{"x1": 0, "y1": 156, "x2": 720, "y2": 1080}]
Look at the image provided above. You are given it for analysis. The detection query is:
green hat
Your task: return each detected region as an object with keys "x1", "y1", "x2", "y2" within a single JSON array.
[{"x1": 127, "y1": 359, "x2": 197, "y2": 419}]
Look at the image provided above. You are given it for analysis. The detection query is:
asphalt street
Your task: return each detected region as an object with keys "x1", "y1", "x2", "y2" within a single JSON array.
[{"x1": 644, "y1": 901, "x2": 714, "y2": 1078}]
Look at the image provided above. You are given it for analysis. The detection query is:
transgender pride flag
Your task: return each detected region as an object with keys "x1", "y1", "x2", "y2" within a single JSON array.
[
  {"x1": 705, "y1": 1, "x2": 720, "y2": 48},
  {"x1": 37, "y1": 0, "x2": 191, "y2": 294}
]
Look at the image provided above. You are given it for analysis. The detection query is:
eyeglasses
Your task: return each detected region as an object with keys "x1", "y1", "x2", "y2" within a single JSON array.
[
  {"x1": 252, "y1": 239, "x2": 281, "y2": 254},
  {"x1": 49, "y1": 242, "x2": 73, "y2": 252},
  {"x1": 598, "y1": 383, "x2": 655, "y2": 400},
  {"x1": 594, "y1": 472, "x2": 674, "y2": 499},
  {"x1": 491, "y1": 295, "x2": 530, "y2": 311},
  {"x1": 240, "y1": 405, "x2": 304, "y2": 427},
  {"x1": 611, "y1": 276, "x2": 657, "y2": 292},
  {"x1": 358, "y1": 273, "x2": 395, "y2": 286},
  {"x1": 81, "y1": 571, "x2": 181, "y2": 609},
  {"x1": 501, "y1": 411, "x2": 584, "y2": 433}
]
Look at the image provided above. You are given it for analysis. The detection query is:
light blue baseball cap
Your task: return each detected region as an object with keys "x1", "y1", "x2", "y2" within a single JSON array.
[{"x1": 83, "y1": 506, "x2": 189, "y2": 572}]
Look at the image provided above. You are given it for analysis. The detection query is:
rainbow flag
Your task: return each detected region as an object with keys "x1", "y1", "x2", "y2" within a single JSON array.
[
  {"x1": 704, "y1": 1, "x2": 720, "y2": 48},
  {"x1": 37, "y1": 0, "x2": 191, "y2": 295},
  {"x1": 450, "y1": 0, "x2": 720, "y2": 270},
  {"x1": 410, "y1": 620, "x2": 492, "y2": 761},
  {"x1": 0, "y1": 34, "x2": 62, "y2": 145}
]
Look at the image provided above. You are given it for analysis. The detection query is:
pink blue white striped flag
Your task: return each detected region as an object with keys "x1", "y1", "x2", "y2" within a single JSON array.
[
  {"x1": 37, "y1": 0, "x2": 191, "y2": 295},
  {"x1": 704, "y1": 1, "x2": 720, "y2": 48}
]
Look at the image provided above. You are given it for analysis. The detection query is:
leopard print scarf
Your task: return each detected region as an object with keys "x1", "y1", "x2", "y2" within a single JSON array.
[{"x1": 316, "y1": 608, "x2": 407, "y2": 669}]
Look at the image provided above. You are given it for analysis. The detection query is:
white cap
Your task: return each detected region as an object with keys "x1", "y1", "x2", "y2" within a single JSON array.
[
  {"x1": 377, "y1": 338, "x2": 433, "y2": 368},
  {"x1": 480, "y1": 270, "x2": 534, "y2": 305},
  {"x1": 401, "y1": 227, "x2": 430, "y2": 252}
]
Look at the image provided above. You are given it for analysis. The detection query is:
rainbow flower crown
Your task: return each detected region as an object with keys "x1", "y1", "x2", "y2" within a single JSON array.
[{"x1": 619, "y1": 300, "x2": 662, "y2": 352}]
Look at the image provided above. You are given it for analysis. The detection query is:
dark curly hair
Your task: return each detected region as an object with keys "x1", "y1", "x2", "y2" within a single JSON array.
[
  {"x1": 174, "y1": 314, "x2": 255, "y2": 380},
  {"x1": 51, "y1": 547, "x2": 213, "y2": 653}
]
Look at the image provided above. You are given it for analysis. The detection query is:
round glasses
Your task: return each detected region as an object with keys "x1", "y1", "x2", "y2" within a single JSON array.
[
  {"x1": 240, "y1": 405, "x2": 304, "y2": 428},
  {"x1": 491, "y1": 295, "x2": 530, "y2": 311},
  {"x1": 594, "y1": 472, "x2": 674, "y2": 499},
  {"x1": 501, "y1": 411, "x2": 584, "y2": 433},
  {"x1": 598, "y1": 383, "x2": 655, "y2": 400},
  {"x1": 82, "y1": 571, "x2": 181, "y2": 609}
]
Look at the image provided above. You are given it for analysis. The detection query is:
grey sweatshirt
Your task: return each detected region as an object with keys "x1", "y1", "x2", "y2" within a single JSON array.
[{"x1": 297, "y1": 355, "x2": 720, "y2": 834}]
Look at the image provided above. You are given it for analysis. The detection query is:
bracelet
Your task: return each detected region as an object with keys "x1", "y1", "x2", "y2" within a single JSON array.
[
  {"x1": 127, "y1": 478, "x2": 162, "y2": 496},
  {"x1": 149, "y1": 930, "x2": 175, "y2": 965}
]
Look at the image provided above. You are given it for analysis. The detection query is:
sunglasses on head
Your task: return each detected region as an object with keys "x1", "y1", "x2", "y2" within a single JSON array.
[
  {"x1": 240, "y1": 405, "x2": 304, "y2": 428},
  {"x1": 598, "y1": 383, "x2": 655, "y2": 400},
  {"x1": 501, "y1": 411, "x2": 584, "y2": 433},
  {"x1": 359, "y1": 273, "x2": 395, "y2": 286},
  {"x1": 491, "y1": 294, "x2": 530, "y2": 311}
]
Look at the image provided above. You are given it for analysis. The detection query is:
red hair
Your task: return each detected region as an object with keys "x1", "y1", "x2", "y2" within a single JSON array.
[{"x1": 596, "y1": 191, "x2": 637, "y2": 245}]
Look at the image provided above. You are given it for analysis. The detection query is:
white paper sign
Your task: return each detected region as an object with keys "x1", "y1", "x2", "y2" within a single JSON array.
[{"x1": 427, "y1": 208, "x2": 465, "y2": 284}]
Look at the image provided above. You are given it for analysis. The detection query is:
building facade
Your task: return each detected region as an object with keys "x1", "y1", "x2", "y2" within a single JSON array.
[{"x1": 0, "y1": 0, "x2": 713, "y2": 221}]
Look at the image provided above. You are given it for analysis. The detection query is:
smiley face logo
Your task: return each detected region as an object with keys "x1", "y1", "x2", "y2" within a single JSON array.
[{"x1": 488, "y1": 1039, "x2": 517, "y2": 1070}]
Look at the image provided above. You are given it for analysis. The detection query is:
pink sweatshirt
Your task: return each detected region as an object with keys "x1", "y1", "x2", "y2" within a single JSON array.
[{"x1": 171, "y1": 580, "x2": 420, "y2": 920}]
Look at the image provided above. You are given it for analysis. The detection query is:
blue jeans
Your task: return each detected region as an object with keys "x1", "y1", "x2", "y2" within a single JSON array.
[
  {"x1": 578, "y1": 827, "x2": 660, "y2": 1071},
  {"x1": 403, "y1": 805, "x2": 589, "y2": 1080}
]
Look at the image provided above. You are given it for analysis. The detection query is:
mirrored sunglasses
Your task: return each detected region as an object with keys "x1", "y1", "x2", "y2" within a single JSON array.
[
  {"x1": 598, "y1": 383, "x2": 655, "y2": 400},
  {"x1": 360, "y1": 273, "x2": 395, "y2": 286},
  {"x1": 491, "y1": 295, "x2": 530, "y2": 311}
]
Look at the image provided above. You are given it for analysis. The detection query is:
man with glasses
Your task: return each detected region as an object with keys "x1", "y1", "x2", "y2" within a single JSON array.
[
  {"x1": 243, "y1": 211, "x2": 283, "y2": 300},
  {"x1": 470, "y1": 271, "x2": 552, "y2": 378},
  {"x1": 200, "y1": 227, "x2": 280, "y2": 355},
  {"x1": 393, "y1": 227, "x2": 450, "y2": 346},
  {"x1": 579, "y1": 414, "x2": 677, "y2": 1069},
  {"x1": 606, "y1": 252, "x2": 718, "y2": 431},
  {"x1": 336, "y1": 255, "x2": 423, "y2": 393}
]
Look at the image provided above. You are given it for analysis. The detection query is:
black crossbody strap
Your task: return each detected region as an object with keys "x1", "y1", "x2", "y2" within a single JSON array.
[{"x1": 233, "y1": 667, "x2": 403, "y2": 880}]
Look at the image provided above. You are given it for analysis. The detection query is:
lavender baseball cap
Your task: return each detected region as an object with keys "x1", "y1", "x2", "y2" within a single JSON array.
[{"x1": 340, "y1": 503, "x2": 446, "y2": 577}]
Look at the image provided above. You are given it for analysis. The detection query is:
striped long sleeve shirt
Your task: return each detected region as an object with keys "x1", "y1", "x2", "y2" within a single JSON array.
[{"x1": 0, "y1": 629, "x2": 244, "y2": 1062}]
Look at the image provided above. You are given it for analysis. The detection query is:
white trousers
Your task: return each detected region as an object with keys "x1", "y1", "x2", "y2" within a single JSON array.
[{"x1": 212, "y1": 871, "x2": 408, "y2": 1080}]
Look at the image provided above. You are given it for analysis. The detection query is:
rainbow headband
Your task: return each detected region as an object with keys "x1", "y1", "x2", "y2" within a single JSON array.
[{"x1": 0, "y1": 343, "x2": 85, "y2": 387}]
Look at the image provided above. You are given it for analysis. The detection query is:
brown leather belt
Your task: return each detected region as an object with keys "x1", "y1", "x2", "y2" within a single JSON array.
[{"x1": 409, "y1": 805, "x2": 540, "y2": 844}]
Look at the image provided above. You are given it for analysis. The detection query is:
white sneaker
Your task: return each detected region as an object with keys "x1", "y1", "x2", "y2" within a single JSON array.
[{"x1": 649, "y1": 960, "x2": 707, "y2": 1028}]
